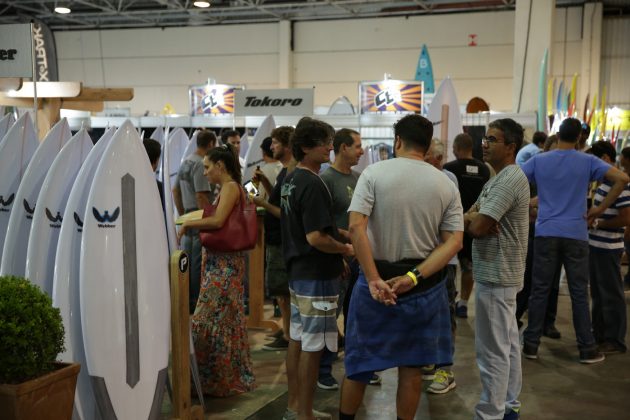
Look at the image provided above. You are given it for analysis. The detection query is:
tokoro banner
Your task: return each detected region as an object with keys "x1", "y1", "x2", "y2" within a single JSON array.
[
  {"x1": 234, "y1": 88, "x2": 314, "y2": 117},
  {"x1": 32, "y1": 21, "x2": 59, "y2": 81},
  {"x1": 0, "y1": 24, "x2": 33, "y2": 78}
]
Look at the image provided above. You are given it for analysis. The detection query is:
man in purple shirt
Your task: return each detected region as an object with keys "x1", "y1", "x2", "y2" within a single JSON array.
[{"x1": 521, "y1": 118, "x2": 629, "y2": 363}]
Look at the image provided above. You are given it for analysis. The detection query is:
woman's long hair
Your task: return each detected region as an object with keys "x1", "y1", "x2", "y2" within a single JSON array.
[{"x1": 206, "y1": 143, "x2": 242, "y2": 184}]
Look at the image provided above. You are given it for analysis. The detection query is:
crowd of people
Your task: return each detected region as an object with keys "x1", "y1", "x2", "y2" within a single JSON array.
[{"x1": 150, "y1": 113, "x2": 630, "y2": 420}]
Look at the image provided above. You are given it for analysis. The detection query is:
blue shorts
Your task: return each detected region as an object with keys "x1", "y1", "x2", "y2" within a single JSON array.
[{"x1": 289, "y1": 278, "x2": 339, "y2": 352}]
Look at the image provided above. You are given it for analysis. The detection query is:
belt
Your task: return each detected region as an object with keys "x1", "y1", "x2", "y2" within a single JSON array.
[{"x1": 374, "y1": 259, "x2": 444, "y2": 296}]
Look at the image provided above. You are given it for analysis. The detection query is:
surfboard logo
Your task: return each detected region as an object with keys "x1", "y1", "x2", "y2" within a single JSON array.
[
  {"x1": 374, "y1": 89, "x2": 402, "y2": 108},
  {"x1": 45, "y1": 208, "x2": 63, "y2": 228},
  {"x1": 179, "y1": 253, "x2": 189, "y2": 274},
  {"x1": 23, "y1": 199, "x2": 36, "y2": 219},
  {"x1": 93, "y1": 206, "x2": 120, "y2": 228},
  {"x1": 73, "y1": 212, "x2": 84, "y2": 232},
  {"x1": 0, "y1": 193, "x2": 14, "y2": 212}
]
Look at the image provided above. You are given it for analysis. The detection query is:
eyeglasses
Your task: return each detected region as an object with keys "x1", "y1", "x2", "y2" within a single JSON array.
[{"x1": 482, "y1": 135, "x2": 509, "y2": 146}]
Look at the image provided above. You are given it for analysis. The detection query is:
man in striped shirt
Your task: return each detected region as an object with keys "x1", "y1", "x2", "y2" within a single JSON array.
[
  {"x1": 465, "y1": 118, "x2": 530, "y2": 420},
  {"x1": 588, "y1": 141, "x2": 630, "y2": 355}
]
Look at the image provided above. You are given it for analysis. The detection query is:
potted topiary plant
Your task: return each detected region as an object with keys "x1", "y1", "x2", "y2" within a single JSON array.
[{"x1": 0, "y1": 275, "x2": 80, "y2": 420}]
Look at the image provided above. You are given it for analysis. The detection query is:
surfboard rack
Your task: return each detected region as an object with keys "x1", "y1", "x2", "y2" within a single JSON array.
[
  {"x1": 170, "y1": 250, "x2": 204, "y2": 420},
  {"x1": 247, "y1": 214, "x2": 281, "y2": 331}
]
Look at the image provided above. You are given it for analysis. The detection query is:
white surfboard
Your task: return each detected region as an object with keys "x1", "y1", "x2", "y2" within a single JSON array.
[
  {"x1": 166, "y1": 128, "x2": 189, "y2": 191},
  {"x1": 427, "y1": 77, "x2": 463, "y2": 163},
  {"x1": 26, "y1": 129, "x2": 93, "y2": 296},
  {"x1": 1, "y1": 118, "x2": 72, "y2": 277},
  {"x1": 327, "y1": 96, "x2": 356, "y2": 115},
  {"x1": 240, "y1": 132, "x2": 250, "y2": 159},
  {"x1": 0, "y1": 113, "x2": 15, "y2": 140},
  {"x1": 52, "y1": 127, "x2": 116, "y2": 420},
  {"x1": 182, "y1": 130, "x2": 198, "y2": 164},
  {"x1": 0, "y1": 113, "x2": 38, "y2": 259},
  {"x1": 243, "y1": 115, "x2": 275, "y2": 183},
  {"x1": 80, "y1": 120, "x2": 170, "y2": 419}
]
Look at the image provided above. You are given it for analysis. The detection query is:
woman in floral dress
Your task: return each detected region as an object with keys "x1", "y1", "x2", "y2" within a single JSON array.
[{"x1": 178, "y1": 143, "x2": 256, "y2": 396}]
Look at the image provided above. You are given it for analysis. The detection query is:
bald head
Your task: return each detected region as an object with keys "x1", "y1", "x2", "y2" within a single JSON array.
[{"x1": 453, "y1": 133, "x2": 473, "y2": 159}]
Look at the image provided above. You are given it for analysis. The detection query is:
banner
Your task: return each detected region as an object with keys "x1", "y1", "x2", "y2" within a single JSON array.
[
  {"x1": 0, "y1": 24, "x2": 33, "y2": 78},
  {"x1": 32, "y1": 21, "x2": 59, "y2": 81},
  {"x1": 189, "y1": 84, "x2": 241, "y2": 116},
  {"x1": 359, "y1": 80, "x2": 423, "y2": 114},
  {"x1": 234, "y1": 88, "x2": 314, "y2": 116}
]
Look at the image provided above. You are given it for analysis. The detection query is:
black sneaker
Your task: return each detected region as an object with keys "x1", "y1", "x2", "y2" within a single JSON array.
[
  {"x1": 265, "y1": 328, "x2": 284, "y2": 341},
  {"x1": 262, "y1": 336, "x2": 289, "y2": 351},
  {"x1": 317, "y1": 375, "x2": 339, "y2": 390},
  {"x1": 369, "y1": 373, "x2": 382, "y2": 385},
  {"x1": 543, "y1": 325, "x2": 561, "y2": 339},
  {"x1": 420, "y1": 364, "x2": 436, "y2": 380},
  {"x1": 455, "y1": 302, "x2": 468, "y2": 318},
  {"x1": 598, "y1": 342, "x2": 626, "y2": 355},
  {"x1": 579, "y1": 350, "x2": 605, "y2": 364},
  {"x1": 503, "y1": 409, "x2": 520, "y2": 420},
  {"x1": 522, "y1": 343, "x2": 538, "y2": 360}
]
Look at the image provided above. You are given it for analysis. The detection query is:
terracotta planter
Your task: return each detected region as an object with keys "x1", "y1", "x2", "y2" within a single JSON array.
[{"x1": 0, "y1": 362, "x2": 80, "y2": 420}]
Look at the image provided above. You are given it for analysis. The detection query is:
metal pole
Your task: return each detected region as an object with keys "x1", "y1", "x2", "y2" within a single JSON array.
[{"x1": 30, "y1": 23, "x2": 38, "y2": 138}]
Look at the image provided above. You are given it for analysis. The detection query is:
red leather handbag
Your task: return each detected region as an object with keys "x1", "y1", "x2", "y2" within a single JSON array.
[{"x1": 199, "y1": 187, "x2": 258, "y2": 252}]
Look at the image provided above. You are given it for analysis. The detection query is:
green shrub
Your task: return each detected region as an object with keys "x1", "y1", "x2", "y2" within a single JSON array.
[{"x1": 0, "y1": 276, "x2": 65, "y2": 384}]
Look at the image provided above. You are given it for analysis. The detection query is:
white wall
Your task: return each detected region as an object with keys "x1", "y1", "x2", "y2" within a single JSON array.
[
  {"x1": 56, "y1": 24, "x2": 279, "y2": 114},
  {"x1": 294, "y1": 11, "x2": 515, "y2": 111},
  {"x1": 54, "y1": 7, "x2": 597, "y2": 115},
  {"x1": 601, "y1": 16, "x2": 630, "y2": 108}
]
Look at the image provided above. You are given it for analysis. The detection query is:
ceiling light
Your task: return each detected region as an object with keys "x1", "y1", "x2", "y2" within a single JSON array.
[
  {"x1": 54, "y1": 6, "x2": 71, "y2": 14},
  {"x1": 193, "y1": 1, "x2": 210, "y2": 8}
]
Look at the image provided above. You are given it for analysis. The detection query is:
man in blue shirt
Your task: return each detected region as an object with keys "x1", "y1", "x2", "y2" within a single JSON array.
[
  {"x1": 515, "y1": 131, "x2": 546, "y2": 166},
  {"x1": 521, "y1": 118, "x2": 629, "y2": 363}
]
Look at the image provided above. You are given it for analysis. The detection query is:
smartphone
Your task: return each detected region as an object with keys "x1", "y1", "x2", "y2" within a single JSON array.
[{"x1": 244, "y1": 181, "x2": 258, "y2": 196}]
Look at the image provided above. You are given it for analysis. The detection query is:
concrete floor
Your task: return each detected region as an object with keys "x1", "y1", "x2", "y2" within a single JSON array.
[{"x1": 246, "y1": 291, "x2": 630, "y2": 420}]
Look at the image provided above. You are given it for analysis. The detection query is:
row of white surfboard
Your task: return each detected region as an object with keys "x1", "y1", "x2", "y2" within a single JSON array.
[
  {"x1": 0, "y1": 111, "x2": 276, "y2": 419},
  {"x1": 0, "y1": 115, "x2": 185, "y2": 420}
]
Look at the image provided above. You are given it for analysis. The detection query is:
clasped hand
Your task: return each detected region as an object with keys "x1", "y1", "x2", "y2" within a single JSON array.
[{"x1": 368, "y1": 274, "x2": 416, "y2": 306}]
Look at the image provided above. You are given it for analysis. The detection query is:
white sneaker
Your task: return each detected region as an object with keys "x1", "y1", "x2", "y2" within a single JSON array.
[{"x1": 427, "y1": 369, "x2": 456, "y2": 394}]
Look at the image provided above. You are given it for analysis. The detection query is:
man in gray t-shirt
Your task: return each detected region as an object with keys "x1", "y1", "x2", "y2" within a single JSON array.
[
  {"x1": 320, "y1": 128, "x2": 362, "y2": 231},
  {"x1": 318, "y1": 128, "x2": 364, "y2": 390},
  {"x1": 340, "y1": 115, "x2": 463, "y2": 420},
  {"x1": 465, "y1": 119, "x2": 529, "y2": 420},
  {"x1": 173, "y1": 130, "x2": 216, "y2": 313}
]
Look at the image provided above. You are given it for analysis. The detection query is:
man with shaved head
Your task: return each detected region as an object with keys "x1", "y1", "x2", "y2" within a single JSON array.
[{"x1": 444, "y1": 133, "x2": 490, "y2": 319}]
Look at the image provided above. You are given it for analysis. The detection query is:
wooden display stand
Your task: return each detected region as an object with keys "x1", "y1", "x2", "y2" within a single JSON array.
[
  {"x1": 247, "y1": 213, "x2": 280, "y2": 331},
  {"x1": 169, "y1": 251, "x2": 204, "y2": 420},
  {"x1": 0, "y1": 81, "x2": 134, "y2": 138}
]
